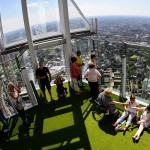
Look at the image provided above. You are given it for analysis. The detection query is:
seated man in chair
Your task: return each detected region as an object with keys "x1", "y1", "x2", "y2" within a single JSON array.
[{"x1": 97, "y1": 88, "x2": 126, "y2": 116}]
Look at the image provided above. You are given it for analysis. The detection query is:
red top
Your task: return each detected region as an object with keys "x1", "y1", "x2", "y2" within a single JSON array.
[{"x1": 70, "y1": 63, "x2": 79, "y2": 78}]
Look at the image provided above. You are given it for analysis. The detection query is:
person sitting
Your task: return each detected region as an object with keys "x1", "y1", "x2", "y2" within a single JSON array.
[
  {"x1": 132, "y1": 104, "x2": 150, "y2": 142},
  {"x1": 54, "y1": 75, "x2": 67, "y2": 98},
  {"x1": 97, "y1": 88, "x2": 126, "y2": 116},
  {"x1": 112, "y1": 95, "x2": 139, "y2": 132}
]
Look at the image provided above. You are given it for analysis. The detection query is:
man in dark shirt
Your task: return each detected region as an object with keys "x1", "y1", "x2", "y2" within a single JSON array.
[
  {"x1": 36, "y1": 61, "x2": 54, "y2": 103},
  {"x1": 97, "y1": 88, "x2": 126, "y2": 114}
]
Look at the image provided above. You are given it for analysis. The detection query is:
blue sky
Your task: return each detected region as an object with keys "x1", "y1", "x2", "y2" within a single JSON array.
[
  {"x1": 75, "y1": 0, "x2": 150, "y2": 17},
  {"x1": 0, "y1": 0, "x2": 150, "y2": 32}
]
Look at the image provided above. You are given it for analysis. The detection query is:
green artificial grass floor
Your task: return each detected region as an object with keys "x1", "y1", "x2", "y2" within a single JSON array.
[{"x1": 0, "y1": 82, "x2": 150, "y2": 150}]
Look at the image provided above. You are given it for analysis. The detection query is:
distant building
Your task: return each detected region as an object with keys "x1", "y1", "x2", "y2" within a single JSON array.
[{"x1": 142, "y1": 78, "x2": 150, "y2": 98}]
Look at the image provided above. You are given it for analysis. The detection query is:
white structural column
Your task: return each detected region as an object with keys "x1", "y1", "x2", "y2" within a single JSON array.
[
  {"x1": 121, "y1": 55, "x2": 126, "y2": 98},
  {"x1": 58, "y1": 0, "x2": 72, "y2": 81},
  {"x1": 21, "y1": 0, "x2": 38, "y2": 70},
  {"x1": 95, "y1": 18, "x2": 101, "y2": 67}
]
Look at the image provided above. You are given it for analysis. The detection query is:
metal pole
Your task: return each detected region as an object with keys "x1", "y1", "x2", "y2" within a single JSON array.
[
  {"x1": 121, "y1": 55, "x2": 127, "y2": 98},
  {"x1": 21, "y1": 0, "x2": 38, "y2": 70},
  {"x1": 95, "y1": 18, "x2": 100, "y2": 67},
  {"x1": 70, "y1": 0, "x2": 91, "y2": 30},
  {"x1": 58, "y1": 0, "x2": 72, "y2": 81}
]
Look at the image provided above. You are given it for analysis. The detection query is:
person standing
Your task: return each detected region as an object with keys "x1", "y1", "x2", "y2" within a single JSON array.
[
  {"x1": 76, "y1": 50, "x2": 84, "y2": 87},
  {"x1": 70, "y1": 56, "x2": 81, "y2": 95},
  {"x1": 88, "y1": 53, "x2": 96, "y2": 67},
  {"x1": 88, "y1": 54, "x2": 102, "y2": 92},
  {"x1": 36, "y1": 61, "x2": 54, "y2": 103},
  {"x1": 7, "y1": 82, "x2": 28, "y2": 124},
  {"x1": 84, "y1": 62, "x2": 101, "y2": 101}
]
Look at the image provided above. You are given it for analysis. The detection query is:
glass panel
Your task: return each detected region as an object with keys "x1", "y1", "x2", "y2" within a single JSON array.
[
  {"x1": 96, "y1": 41, "x2": 123, "y2": 93},
  {"x1": 68, "y1": 0, "x2": 89, "y2": 31},
  {"x1": 0, "y1": 50, "x2": 38, "y2": 118},
  {"x1": 92, "y1": 39, "x2": 150, "y2": 104},
  {"x1": 0, "y1": 0, "x2": 26, "y2": 47},
  {"x1": 0, "y1": 77, "x2": 15, "y2": 118},
  {"x1": 35, "y1": 45, "x2": 67, "y2": 82},
  {"x1": 125, "y1": 45, "x2": 150, "y2": 103},
  {"x1": 27, "y1": 0, "x2": 61, "y2": 40}
]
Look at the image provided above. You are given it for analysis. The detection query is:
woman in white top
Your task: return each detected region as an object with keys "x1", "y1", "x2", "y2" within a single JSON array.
[
  {"x1": 88, "y1": 54, "x2": 102, "y2": 92},
  {"x1": 112, "y1": 95, "x2": 139, "y2": 132},
  {"x1": 132, "y1": 105, "x2": 150, "y2": 142},
  {"x1": 84, "y1": 62, "x2": 101, "y2": 102}
]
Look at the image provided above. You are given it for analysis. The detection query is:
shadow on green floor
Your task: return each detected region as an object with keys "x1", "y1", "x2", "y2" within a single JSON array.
[{"x1": 0, "y1": 82, "x2": 94, "y2": 150}]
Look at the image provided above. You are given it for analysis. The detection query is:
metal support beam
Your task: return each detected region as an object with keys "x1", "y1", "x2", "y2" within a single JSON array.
[
  {"x1": 121, "y1": 55, "x2": 126, "y2": 98},
  {"x1": 21, "y1": 0, "x2": 38, "y2": 70},
  {"x1": 95, "y1": 18, "x2": 101, "y2": 67},
  {"x1": 70, "y1": 0, "x2": 91, "y2": 30},
  {"x1": 34, "y1": 39, "x2": 66, "y2": 49},
  {"x1": 58, "y1": 0, "x2": 72, "y2": 81}
]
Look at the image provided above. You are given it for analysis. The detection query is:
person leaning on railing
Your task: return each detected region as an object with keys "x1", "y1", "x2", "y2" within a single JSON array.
[{"x1": 7, "y1": 82, "x2": 28, "y2": 124}]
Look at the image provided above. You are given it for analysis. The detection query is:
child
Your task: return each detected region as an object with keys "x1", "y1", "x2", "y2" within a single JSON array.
[{"x1": 54, "y1": 75, "x2": 67, "y2": 98}]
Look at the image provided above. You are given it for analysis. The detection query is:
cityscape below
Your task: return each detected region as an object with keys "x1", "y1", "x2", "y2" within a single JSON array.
[{"x1": 1, "y1": 16, "x2": 150, "y2": 101}]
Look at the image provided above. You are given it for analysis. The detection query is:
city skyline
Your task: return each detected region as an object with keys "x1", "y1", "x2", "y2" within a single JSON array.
[{"x1": 0, "y1": 0, "x2": 150, "y2": 32}]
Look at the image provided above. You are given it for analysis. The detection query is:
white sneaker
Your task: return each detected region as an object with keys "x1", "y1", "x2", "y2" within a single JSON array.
[
  {"x1": 115, "y1": 124, "x2": 122, "y2": 131},
  {"x1": 3, "y1": 128, "x2": 10, "y2": 133}
]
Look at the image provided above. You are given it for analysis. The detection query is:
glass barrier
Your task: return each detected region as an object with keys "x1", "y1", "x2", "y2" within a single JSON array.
[
  {"x1": 27, "y1": 0, "x2": 61, "y2": 40},
  {"x1": 125, "y1": 45, "x2": 150, "y2": 103},
  {"x1": 35, "y1": 45, "x2": 67, "y2": 83},
  {"x1": 0, "y1": 50, "x2": 38, "y2": 118},
  {"x1": 68, "y1": 0, "x2": 89, "y2": 31},
  {"x1": 0, "y1": 0, "x2": 26, "y2": 47},
  {"x1": 93, "y1": 39, "x2": 150, "y2": 104}
]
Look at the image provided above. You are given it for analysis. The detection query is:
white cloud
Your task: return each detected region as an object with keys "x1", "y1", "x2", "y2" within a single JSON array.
[{"x1": 27, "y1": 2, "x2": 49, "y2": 7}]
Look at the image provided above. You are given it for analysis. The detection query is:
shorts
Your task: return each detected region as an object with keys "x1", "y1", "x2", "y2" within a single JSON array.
[{"x1": 40, "y1": 82, "x2": 51, "y2": 92}]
